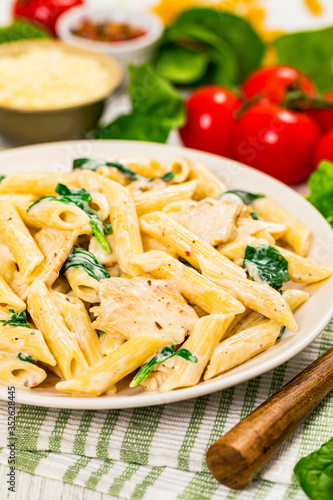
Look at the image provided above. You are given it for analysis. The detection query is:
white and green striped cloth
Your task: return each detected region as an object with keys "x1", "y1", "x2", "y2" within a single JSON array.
[{"x1": 1, "y1": 320, "x2": 332, "y2": 500}]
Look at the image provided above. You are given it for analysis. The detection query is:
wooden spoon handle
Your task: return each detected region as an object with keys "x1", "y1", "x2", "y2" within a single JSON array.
[{"x1": 206, "y1": 345, "x2": 333, "y2": 489}]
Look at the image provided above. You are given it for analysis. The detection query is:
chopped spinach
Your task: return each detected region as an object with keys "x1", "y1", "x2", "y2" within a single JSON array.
[
  {"x1": 17, "y1": 353, "x2": 37, "y2": 364},
  {"x1": 243, "y1": 244, "x2": 290, "y2": 291},
  {"x1": 62, "y1": 246, "x2": 110, "y2": 282},
  {"x1": 0, "y1": 175, "x2": 5, "y2": 182},
  {"x1": 179, "y1": 257, "x2": 201, "y2": 273},
  {"x1": 294, "y1": 436, "x2": 333, "y2": 500},
  {"x1": 0, "y1": 309, "x2": 32, "y2": 329},
  {"x1": 73, "y1": 158, "x2": 175, "y2": 183},
  {"x1": 130, "y1": 344, "x2": 198, "y2": 387},
  {"x1": 97, "y1": 330, "x2": 106, "y2": 338},
  {"x1": 28, "y1": 183, "x2": 112, "y2": 252},
  {"x1": 219, "y1": 190, "x2": 265, "y2": 205},
  {"x1": 250, "y1": 211, "x2": 259, "y2": 220}
]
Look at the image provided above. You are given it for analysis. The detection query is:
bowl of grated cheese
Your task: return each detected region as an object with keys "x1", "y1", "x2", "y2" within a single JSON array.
[{"x1": 0, "y1": 39, "x2": 123, "y2": 145}]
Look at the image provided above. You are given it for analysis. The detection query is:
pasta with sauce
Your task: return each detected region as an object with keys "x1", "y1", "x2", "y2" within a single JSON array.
[{"x1": 0, "y1": 155, "x2": 331, "y2": 395}]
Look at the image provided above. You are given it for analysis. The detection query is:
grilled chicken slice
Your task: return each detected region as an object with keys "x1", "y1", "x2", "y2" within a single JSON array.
[{"x1": 92, "y1": 277, "x2": 198, "y2": 343}]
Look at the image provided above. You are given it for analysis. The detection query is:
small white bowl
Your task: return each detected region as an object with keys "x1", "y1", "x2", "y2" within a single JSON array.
[{"x1": 57, "y1": 6, "x2": 164, "y2": 69}]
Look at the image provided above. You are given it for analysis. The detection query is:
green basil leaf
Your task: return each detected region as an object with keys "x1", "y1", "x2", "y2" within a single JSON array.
[
  {"x1": 17, "y1": 353, "x2": 37, "y2": 364},
  {"x1": 243, "y1": 244, "x2": 290, "y2": 291},
  {"x1": 0, "y1": 21, "x2": 51, "y2": 44},
  {"x1": 294, "y1": 436, "x2": 333, "y2": 500},
  {"x1": 274, "y1": 27, "x2": 333, "y2": 93},
  {"x1": 219, "y1": 190, "x2": 265, "y2": 205},
  {"x1": 62, "y1": 246, "x2": 110, "y2": 282},
  {"x1": 307, "y1": 161, "x2": 333, "y2": 227},
  {"x1": 160, "y1": 9, "x2": 264, "y2": 84},
  {"x1": 0, "y1": 309, "x2": 32, "y2": 329},
  {"x1": 96, "y1": 64, "x2": 185, "y2": 143},
  {"x1": 156, "y1": 44, "x2": 209, "y2": 84}
]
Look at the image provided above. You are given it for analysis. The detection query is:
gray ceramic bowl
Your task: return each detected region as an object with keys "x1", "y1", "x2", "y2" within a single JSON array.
[{"x1": 0, "y1": 40, "x2": 123, "y2": 145}]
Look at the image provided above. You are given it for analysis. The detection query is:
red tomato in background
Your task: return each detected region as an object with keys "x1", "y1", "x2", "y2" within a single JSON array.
[
  {"x1": 179, "y1": 86, "x2": 241, "y2": 157},
  {"x1": 242, "y1": 65, "x2": 316, "y2": 104},
  {"x1": 233, "y1": 102, "x2": 321, "y2": 184},
  {"x1": 307, "y1": 90, "x2": 333, "y2": 133},
  {"x1": 13, "y1": 0, "x2": 84, "y2": 36},
  {"x1": 314, "y1": 129, "x2": 333, "y2": 167}
]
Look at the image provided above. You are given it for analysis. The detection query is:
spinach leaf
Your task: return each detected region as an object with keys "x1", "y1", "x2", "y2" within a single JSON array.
[
  {"x1": 130, "y1": 344, "x2": 198, "y2": 387},
  {"x1": 307, "y1": 161, "x2": 333, "y2": 227},
  {"x1": 18, "y1": 353, "x2": 37, "y2": 364},
  {"x1": 157, "y1": 9, "x2": 264, "y2": 86},
  {"x1": 73, "y1": 158, "x2": 175, "y2": 183},
  {"x1": 243, "y1": 244, "x2": 290, "y2": 291},
  {"x1": 0, "y1": 309, "x2": 32, "y2": 329},
  {"x1": 97, "y1": 330, "x2": 106, "y2": 338},
  {"x1": 219, "y1": 190, "x2": 265, "y2": 205},
  {"x1": 0, "y1": 175, "x2": 5, "y2": 182},
  {"x1": 62, "y1": 246, "x2": 110, "y2": 282},
  {"x1": 250, "y1": 211, "x2": 259, "y2": 220},
  {"x1": 96, "y1": 64, "x2": 185, "y2": 143},
  {"x1": 294, "y1": 436, "x2": 333, "y2": 500},
  {"x1": 274, "y1": 27, "x2": 333, "y2": 93},
  {"x1": 0, "y1": 21, "x2": 50, "y2": 44},
  {"x1": 28, "y1": 183, "x2": 112, "y2": 252}
]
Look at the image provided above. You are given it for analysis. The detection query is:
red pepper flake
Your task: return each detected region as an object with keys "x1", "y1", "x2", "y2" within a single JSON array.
[{"x1": 185, "y1": 251, "x2": 190, "y2": 257}]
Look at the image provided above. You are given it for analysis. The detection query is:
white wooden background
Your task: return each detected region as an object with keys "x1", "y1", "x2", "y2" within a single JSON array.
[{"x1": 0, "y1": 0, "x2": 333, "y2": 498}]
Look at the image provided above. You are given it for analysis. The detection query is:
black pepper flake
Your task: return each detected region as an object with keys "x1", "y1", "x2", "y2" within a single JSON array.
[
  {"x1": 155, "y1": 321, "x2": 163, "y2": 330},
  {"x1": 147, "y1": 280, "x2": 152, "y2": 286}
]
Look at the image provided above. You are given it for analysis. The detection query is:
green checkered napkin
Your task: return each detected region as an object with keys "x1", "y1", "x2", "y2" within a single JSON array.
[{"x1": 1, "y1": 321, "x2": 333, "y2": 500}]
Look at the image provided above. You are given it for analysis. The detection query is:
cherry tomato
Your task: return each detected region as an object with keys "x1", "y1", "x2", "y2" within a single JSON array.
[
  {"x1": 307, "y1": 90, "x2": 333, "y2": 133},
  {"x1": 13, "y1": 0, "x2": 85, "y2": 36},
  {"x1": 314, "y1": 129, "x2": 333, "y2": 167},
  {"x1": 179, "y1": 86, "x2": 241, "y2": 157},
  {"x1": 242, "y1": 65, "x2": 316, "y2": 104},
  {"x1": 233, "y1": 102, "x2": 321, "y2": 184}
]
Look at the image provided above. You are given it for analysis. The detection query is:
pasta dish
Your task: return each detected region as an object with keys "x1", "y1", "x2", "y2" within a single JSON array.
[{"x1": 0, "y1": 155, "x2": 331, "y2": 396}]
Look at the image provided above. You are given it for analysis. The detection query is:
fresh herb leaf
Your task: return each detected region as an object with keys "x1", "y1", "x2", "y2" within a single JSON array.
[
  {"x1": 179, "y1": 257, "x2": 202, "y2": 274},
  {"x1": 28, "y1": 183, "x2": 112, "y2": 252},
  {"x1": 62, "y1": 246, "x2": 110, "y2": 282},
  {"x1": 250, "y1": 211, "x2": 259, "y2": 220},
  {"x1": 243, "y1": 244, "x2": 290, "y2": 291},
  {"x1": 157, "y1": 9, "x2": 264, "y2": 87},
  {"x1": 17, "y1": 353, "x2": 37, "y2": 364},
  {"x1": 96, "y1": 64, "x2": 185, "y2": 143},
  {"x1": 219, "y1": 190, "x2": 265, "y2": 205},
  {"x1": 278, "y1": 325, "x2": 286, "y2": 340},
  {"x1": 0, "y1": 21, "x2": 51, "y2": 44},
  {"x1": 274, "y1": 27, "x2": 333, "y2": 93},
  {"x1": 130, "y1": 344, "x2": 198, "y2": 387},
  {"x1": 97, "y1": 330, "x2": 106, "y2": 338},
  {"x1": 307, "y1": 161, "x2": 333, "y2": 227},
  {"x1": 73, "y1": 158, "x2": 175, "y2": 183},
  {"x1": 0, "y1": 309, "x2": 32, "y2": 329},
  {"x1": 0, "y1": 175, "x2": 5, "y2": 182},
  {"x1": 294, "y1": 436, "x2": 333, "y2": 500}
]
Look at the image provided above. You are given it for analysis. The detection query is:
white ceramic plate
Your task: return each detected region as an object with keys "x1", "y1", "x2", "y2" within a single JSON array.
[{"x1": 0, "y1": 140, "x2": 332, "y2": 409}]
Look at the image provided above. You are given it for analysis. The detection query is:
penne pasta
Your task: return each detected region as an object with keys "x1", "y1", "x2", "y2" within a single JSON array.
[
  {"x1": 166, "y1": 157, "x2": 191, "y2": 183},
  {"x1": 0, "y1": 200, "x2": 44, "y2": 283},
  {"x1": 64, "y1": 266, "x2": 101, "y2": 303},
  {"x1": 0, "y1": 172, "x2": 77, "y2": 196},
  {"x1": 134, "y1": 180, "x2": 198, "y2": 216},
  {"x1": 56, "y1": 335, "x2": 170, "y2": 395},
  {"x1": 28, "y1": 280, "x2": 88, "y2": 380},
  {"x1": 252, "y1": 196, "x2": 311, "y2": 256},
  {"x1": 0, "y1": 352, "x2": 47, "y2": 388},
  {"x1": 0, "y1": 325, "x2": 56, "y2": 365},
  {"x1": 19, "y1": 200, "x2": 90, "y2": 232},
  {"x1": 189, "y1": 161, "x2": 226, "y2": 199}
]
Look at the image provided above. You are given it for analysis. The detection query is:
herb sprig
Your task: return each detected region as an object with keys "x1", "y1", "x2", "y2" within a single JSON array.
[
  {"x1": 0, "y1": 309, "x2": 32, "y2": 329},
  {"x1": 130, "y1": 344, "x2": 198, "y2": 387}
]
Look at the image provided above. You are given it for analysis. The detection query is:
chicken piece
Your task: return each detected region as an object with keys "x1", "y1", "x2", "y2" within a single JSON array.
[
  {"x1": 92, "y1": 277, "x2": 198, "y2": 343},
  {"x1": 170, "y1": 198, "x2": 242, "y2": 246}
]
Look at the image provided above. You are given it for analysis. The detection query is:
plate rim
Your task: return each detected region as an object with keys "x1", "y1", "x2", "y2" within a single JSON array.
[{"x1": 0, "y1": 139, "x2": 332, "y2": 410}]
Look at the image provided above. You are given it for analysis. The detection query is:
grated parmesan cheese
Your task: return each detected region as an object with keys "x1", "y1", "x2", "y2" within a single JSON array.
[{"x1": 0, "y1": 45, "x2": 115, "y2": 110}]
